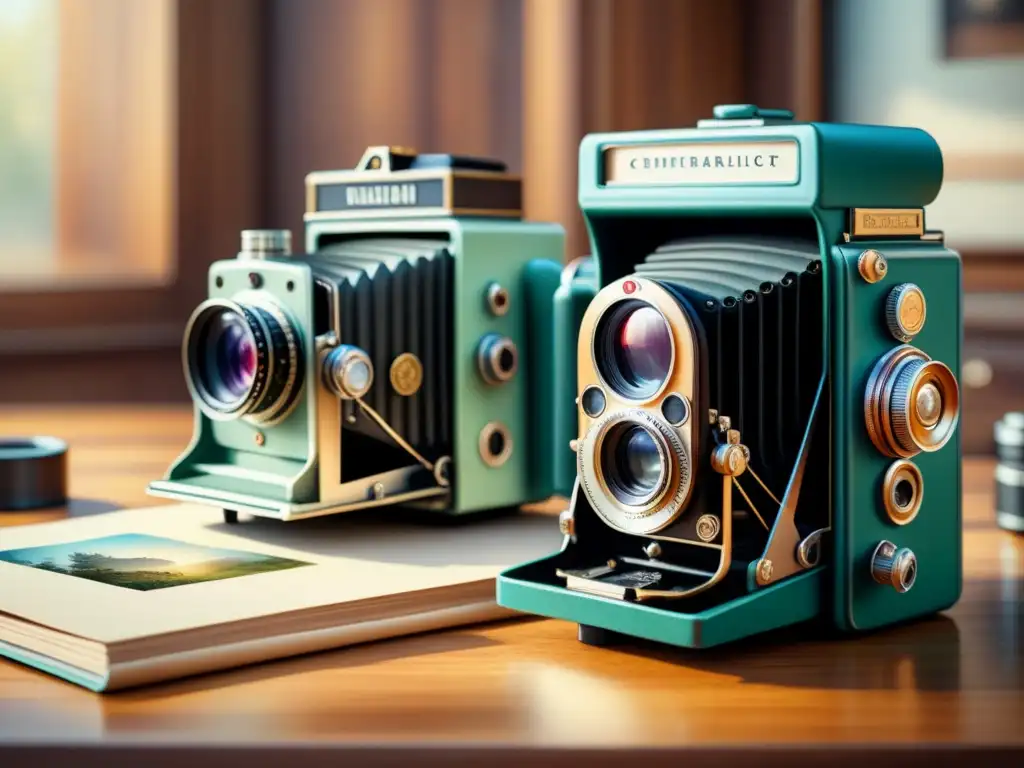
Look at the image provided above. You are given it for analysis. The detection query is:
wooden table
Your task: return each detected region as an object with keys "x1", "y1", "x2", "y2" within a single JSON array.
[{"x1": 0, "y1": 406, "x2": 1021, "y2": 766}]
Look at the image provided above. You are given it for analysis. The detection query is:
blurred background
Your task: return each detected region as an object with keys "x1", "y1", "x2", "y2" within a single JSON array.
[{"x1": 0, "y1": 0, "x2": 1021, "y2": 456}]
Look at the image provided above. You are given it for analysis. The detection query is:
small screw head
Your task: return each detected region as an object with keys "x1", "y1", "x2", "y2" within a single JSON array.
[
  {"x1": 254, "y1": 432, "x2": 265, "y2": 446},
  {"x1": 758, "y1": 559, "x2": 774, "y2": 583},
  {"x1": 372, "y1": 482, "x2": 385, "y2": 500},
  {"x1": 485, "y1": 282, "x2": 510, "y2": 316}
]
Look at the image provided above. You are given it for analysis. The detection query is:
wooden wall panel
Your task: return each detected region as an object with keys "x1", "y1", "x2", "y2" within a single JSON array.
[
  {"x1": 523, "y1": 0, "x2": 582, "y2": 261},
  {"x1": 265, "y1": 0, "x2": 524, "y2": 244},
  {"x1": 1, "y1": 0, "x2": 266, "y2": 403},
  {"x1": 745, "y1": 0, "x2": 824, "y2": 121},
  {"x1": 524, "y1": 0, "x2": 750, "y2": 261}
]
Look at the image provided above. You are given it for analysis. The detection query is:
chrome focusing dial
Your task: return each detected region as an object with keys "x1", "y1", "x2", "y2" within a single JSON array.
[
  {"x1": 864, "y1": 345, "x2": 960, "y2": 458},
  {"x1": 322, "y1": 344, "x2": 374, "y2": 400}
]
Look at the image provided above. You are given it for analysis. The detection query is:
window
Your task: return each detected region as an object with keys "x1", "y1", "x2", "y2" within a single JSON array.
[
  {"x1": 0, "y1": 0, "x2": 264, "y2": 402},
  {"x1": 0, "y1": 0, "x2": 174, "y2": 289}
]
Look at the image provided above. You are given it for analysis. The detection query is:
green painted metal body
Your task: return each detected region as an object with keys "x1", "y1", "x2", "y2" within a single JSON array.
[
  {"x1": 149, "y1": 154, "x2": 577, "y2": 520},
  {"x1": 498, "y1": 549, "x2": 825, "y2": 649},
  {"x1": 158, "y1": 257, "x2": 320, "y2": 508},
  {"x1": 496, "y1": 105, "x2": 962, "y2": 647},
  {"x1": 304, "y1": 216, "x2": 569, "y2": 514},
  {"x1": 830, "y1": 240, "x2": 962, "y2": 631}
]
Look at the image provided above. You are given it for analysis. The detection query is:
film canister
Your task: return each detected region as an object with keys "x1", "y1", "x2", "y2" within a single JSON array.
[
  {"x1": 994, "y1": 412, "x2": 1024, "y2": 534},
  {"x1": 0, "y1": 437, "x2": 68, "y2": 511}
]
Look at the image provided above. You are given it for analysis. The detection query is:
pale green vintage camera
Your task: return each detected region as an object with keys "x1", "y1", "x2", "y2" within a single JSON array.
[{"x1": 148, "y1": 146, "x2": 582, "y2": 523}]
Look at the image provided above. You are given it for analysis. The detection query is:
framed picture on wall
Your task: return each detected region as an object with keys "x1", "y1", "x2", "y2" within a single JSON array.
[{"x1": 944, "y1": 0, "x2": 1024, "y2": 59}]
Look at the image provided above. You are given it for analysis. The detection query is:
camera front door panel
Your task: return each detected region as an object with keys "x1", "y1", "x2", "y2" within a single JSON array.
[
  {"x1": 833, "y1": 241, "x2": 963, "y2": 632},
  {"x1": 566, "y1": 234, "x2": 828, "y2": 600}
]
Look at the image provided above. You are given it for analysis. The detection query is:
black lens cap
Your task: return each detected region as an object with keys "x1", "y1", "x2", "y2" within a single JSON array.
[{"x1": 0, "y1": 437, "x2": 68, "y2": 511}]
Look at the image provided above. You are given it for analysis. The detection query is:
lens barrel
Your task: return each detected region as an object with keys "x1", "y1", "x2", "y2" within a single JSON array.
[
  {"x1": 594, "y1": 299, "x2": 673, "y2": 400},
  {"x1": 995, "y1": 412, "x2": 1024, "y2": 534},
  {"x1": 184, "y1": 298, "x2": 302, "y2": 425},
  {"x1": 600, "y1": 421, "x2": 668, "y2": 506}
]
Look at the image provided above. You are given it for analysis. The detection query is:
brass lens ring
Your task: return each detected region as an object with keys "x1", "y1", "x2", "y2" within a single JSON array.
[
  {"x1": 578, "y1": 408, "x2": 692, "y2": 536},
  {"x1": 882, "y1": 458, "x2": 924, "y2": 525},
  {"x1": 479, "y1": 422, "x2": 513, "y2": 467},
  {"x1": 864, "y1": 345, "x2": 960, "y2": 457},
  {"x1": 592, "y1": 298, "x2": 675, "y2": 403}
]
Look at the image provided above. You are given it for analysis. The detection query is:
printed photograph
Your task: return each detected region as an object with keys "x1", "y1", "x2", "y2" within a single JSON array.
[{"x1": 0, "y1": 533, "x2": 310, "y2": 591}]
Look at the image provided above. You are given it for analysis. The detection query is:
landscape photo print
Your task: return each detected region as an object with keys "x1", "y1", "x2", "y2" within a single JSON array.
[{"x1": 0, "y1": 533, "x2": 311, "y2": 591}]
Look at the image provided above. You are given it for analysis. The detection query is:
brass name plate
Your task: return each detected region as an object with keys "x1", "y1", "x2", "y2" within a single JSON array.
[
  {"x1": 851, "y1": 208, "x2": 924, "y2": 238},
  {"x1": 603, "y1": 141, "x2": 799, "y2": 186}
]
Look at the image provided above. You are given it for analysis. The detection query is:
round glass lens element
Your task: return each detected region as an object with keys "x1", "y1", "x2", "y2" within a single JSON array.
[
  {"x1": 581, "y1": 386, "x2": 606, "y2": 418},
  {"x1": 596, "y1": 301, "x2": 672, "y2": 399},
  {"x1": 197, "y1": 309, "x2": 258, "y2": 407},
  {"x1": 661, "y1": 393, "x2": 689, "y2": 426},
  {"x1": 601, "y1": 423, "x2": 666, "y2": 505}
]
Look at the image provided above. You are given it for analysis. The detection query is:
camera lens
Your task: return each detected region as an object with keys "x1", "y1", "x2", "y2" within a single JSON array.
[
  {"x1": 197, "y1": 310, "x2": 258, "y2": 408},
  {"x1": 185, "y1": 298, "x2": 302, "y2": 425},
  {"x1": 601, "y1": 422, "x2": 667, "y2": 505},
  {"x1": 596, "y1": 300, "x2": 672, "y2": 400}
]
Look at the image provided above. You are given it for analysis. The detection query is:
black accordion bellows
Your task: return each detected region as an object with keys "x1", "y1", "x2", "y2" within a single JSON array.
[
  {"x1": 311, "y1": 238, "x2": 454, "y2": 481},
  {"x1": 635, "y1": 236, "x2": 823, "y2": 493}
]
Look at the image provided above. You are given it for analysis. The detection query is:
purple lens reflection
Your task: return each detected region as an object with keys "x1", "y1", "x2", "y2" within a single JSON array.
[
  {"x1": 612, "y1": 306, "x2": 672, "y2": 396},
  {"x1": 199, "y1": 310, "x2": 257, "y2": 406}
]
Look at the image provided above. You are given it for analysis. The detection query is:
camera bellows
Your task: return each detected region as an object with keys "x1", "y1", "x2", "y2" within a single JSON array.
[
  {"x1": 312, "y1": 239, "x2": 454, "y2": 471},
  {"x1": 635, "y1": 236, "x2": 823, "y2": 484}
]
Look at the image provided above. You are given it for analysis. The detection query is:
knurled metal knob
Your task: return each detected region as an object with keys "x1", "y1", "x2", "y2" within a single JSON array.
[
  {"x1": 858, "y1": 249, "x2": 888, "y2": 283},
  {"x1": 885, "y1": 282, "x2": 926, "y2": 341},
  {"x1": 864, "y1": 345, "x2": 961, "y2": 458},
  {"x1": 711, "y1": 443, "x2": 747, "y2": 476},
  {"x1": 890, "y1": 358, "x2": 929, "y2": 453},
  {"x1": 870, "y1": 540, "x2": 917, "y2": 593},
  {"x1": 239, "y1": 229, "x2": 292, "y2": 259}
]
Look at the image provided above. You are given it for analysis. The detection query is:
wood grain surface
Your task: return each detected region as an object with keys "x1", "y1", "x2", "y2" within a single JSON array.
[{"x1": 0, "y1": 406, "x2": 1021, "y2": 766}]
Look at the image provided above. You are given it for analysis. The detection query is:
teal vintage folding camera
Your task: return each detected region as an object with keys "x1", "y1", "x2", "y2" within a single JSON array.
[
  {"x1": 148, "y1": 146, "x2": 584, "y2": 523},
  {"x1": 498, "y1": 104, "x2": 963, "y2": 647}
]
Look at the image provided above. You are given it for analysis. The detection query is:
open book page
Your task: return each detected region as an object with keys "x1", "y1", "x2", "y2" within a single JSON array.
[{"x1": 0, "y1": 503, "x2": 564, "y2": 644}]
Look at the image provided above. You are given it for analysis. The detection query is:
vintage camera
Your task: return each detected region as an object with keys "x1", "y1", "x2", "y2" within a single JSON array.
[
  {"x1": 498, "y1": 104, "x2": 963, "y2": 647},
  {"x1": 148, "y1": 146, "x2": 585, "y2": 522}
]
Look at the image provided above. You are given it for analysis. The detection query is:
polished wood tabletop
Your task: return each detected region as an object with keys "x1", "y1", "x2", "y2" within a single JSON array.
[{"x1": 0, "y1": 405, "x2": 1021, "y2": 766}]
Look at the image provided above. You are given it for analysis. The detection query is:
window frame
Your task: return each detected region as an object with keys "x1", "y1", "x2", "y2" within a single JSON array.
[{"x1": 0, "y1": 0, "x2": 266, "y2": 366}]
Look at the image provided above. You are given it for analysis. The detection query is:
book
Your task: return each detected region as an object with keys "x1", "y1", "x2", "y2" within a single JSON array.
[{"x1": 0, "y1": 502, "x2": 563, "y2": 692}]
